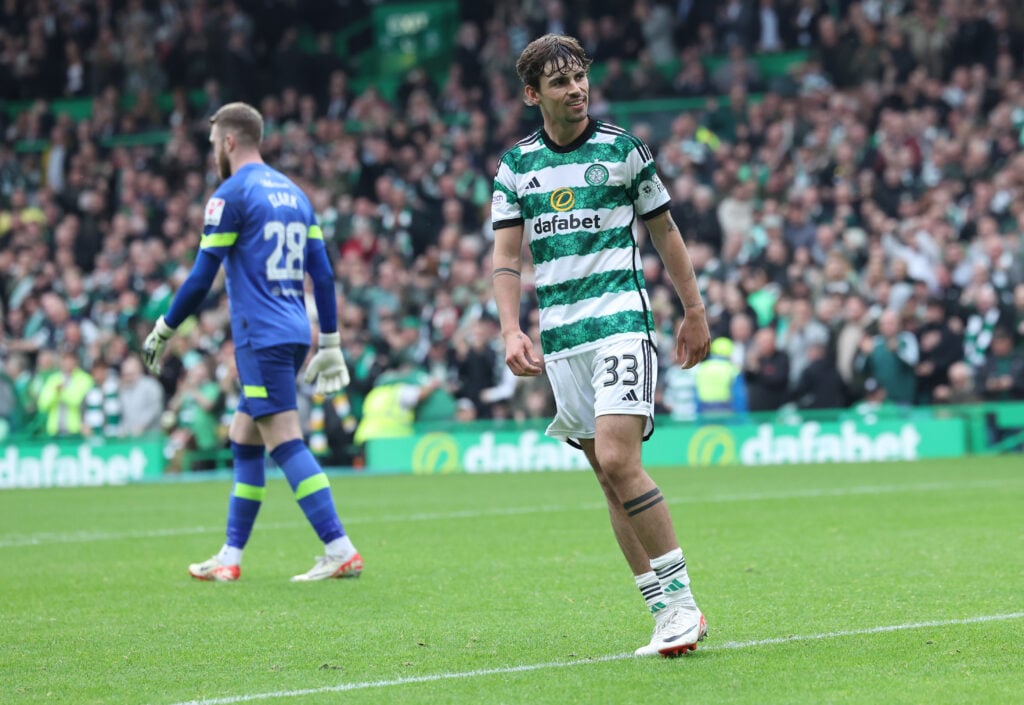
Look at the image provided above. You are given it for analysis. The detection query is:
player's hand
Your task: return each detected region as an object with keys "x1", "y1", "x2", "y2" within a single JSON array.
[
  {"x1": 675, "y1": 306, "x2": 710, "y2": 369},
  {"x1": 304, "y1": 331, "x2": 350, "y2": 396},
  {"x1": 503, "y1": 330, "x2": 543, "y2": 377},
  {"x1": 142, "y1": 316, "x2": 176, "y2": 375}
]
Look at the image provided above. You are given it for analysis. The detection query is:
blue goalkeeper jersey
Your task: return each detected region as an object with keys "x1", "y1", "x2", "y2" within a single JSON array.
[{"x1": 200, "y1": 162, "x2": 325, "y2": 350}]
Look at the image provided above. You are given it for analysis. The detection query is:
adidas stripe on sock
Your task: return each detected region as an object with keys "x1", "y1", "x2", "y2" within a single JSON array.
[{"x1": 651, "y1": 547, "x2": 696, "y2": 610}]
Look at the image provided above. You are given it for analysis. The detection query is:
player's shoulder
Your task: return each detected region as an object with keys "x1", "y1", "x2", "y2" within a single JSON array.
[
  {"x1": 243, "y1": 164, "x2": 300, "y2": 193},
  {"x1": 205, "y1": 176, "x2": 246, "y2": 228},
  {"x1": 246, "y1": 165, "x2": 312, "y2": 208},
  {"x1": 497, "y1": 129, "x2": 544, "y2": 170},
  {"x1": 593, "y1": 119, "x2": 653, "y2": 160}
]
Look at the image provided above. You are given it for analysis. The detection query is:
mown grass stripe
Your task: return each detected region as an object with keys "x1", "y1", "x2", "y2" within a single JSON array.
[
  {"x1": 5, "y1": 478, "x2": 1021, "y2": 549},
  {"x1": 163, "y1": 612, "x2": 1024, "y2": 705}
]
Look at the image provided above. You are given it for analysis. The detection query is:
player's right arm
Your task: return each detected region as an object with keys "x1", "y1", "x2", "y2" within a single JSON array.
[
  {"x1": 142, "y1": 195, "x2": 235, "y2": 374},
  {"x1": 492, "y1": 155, "x2": 542, "y2": 377},
  {"x1": 493, "y1": 223, "x2": 541, "y2": 377}
]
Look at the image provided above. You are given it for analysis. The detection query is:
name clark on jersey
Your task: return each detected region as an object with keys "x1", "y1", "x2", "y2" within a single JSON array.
[
  {"x1": 268, "y1": 191, "x2": 299, "y2": 208},
  {"x1": 533, "y1": 212, "x2": 601, "y2": 234}
]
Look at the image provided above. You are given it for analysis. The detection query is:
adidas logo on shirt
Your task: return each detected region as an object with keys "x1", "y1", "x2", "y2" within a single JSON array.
[
  {"x1": 523, "y1": 176, "x2": 541, "y2": 190},
  {"x1": 621, "y1": 389, "x2": 639, "y2": 402}
]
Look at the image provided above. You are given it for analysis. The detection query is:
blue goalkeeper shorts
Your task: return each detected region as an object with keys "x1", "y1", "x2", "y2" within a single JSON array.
[{"x1": 235, "y1": 342, "x2": 309, "y2": 419}]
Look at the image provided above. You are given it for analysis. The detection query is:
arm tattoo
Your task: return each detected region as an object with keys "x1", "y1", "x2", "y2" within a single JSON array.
[
  {"x1": 664, "y1": 214, "x2": 680, "y2": 234},
  {"x1": 492, "y1": 267, "x2": 522, "y2": 279}
]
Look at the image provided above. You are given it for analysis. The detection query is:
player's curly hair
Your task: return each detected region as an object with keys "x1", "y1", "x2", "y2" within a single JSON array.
[
  {"x1": 515, "y1": 34, "x2": 592, "y2": 91},
  {"x1": 209, "y1": 102, "x2": 263, "y2": 147}
]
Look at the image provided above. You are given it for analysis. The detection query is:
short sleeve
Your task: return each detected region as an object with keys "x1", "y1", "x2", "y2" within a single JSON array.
[
  {"x1": 625, "y1": 140, "x2": 671, "y2": 220},
  {"x1": 491, "y1": 159, "x2": 523, "y2": 229}
]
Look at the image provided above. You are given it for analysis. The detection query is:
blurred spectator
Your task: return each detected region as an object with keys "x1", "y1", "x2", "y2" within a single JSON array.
[
  {"x1": 914, "y1": 298, "x2": 964, "y2": 404},
  {"x1": 353, "y1": 361, "x2": 450, "y2": 448},
  {"x1": 695, "y1": 337, "x2": 748, "y2": 416},
  {"x1": 307, "y1": 389, "x2": 359, "y2": 468},
  {"x1": 779, "y1": 297, "x2": 830, "y2": 385},
  {"x1": 754, "y1": 0, "x2": 784, "y2": 53},
  {"x1": 1, "y1": 352, "x2": 33, "y2": 433},
  {"x1": 933, "y1": 362, "x2": 981, "y2": 406},
  {"x1": 963, "y1": 285, "x2": 1009, "y2": 368},
  {"x1": 118, "y1": 354, "x2": 164, "y2": 437},
  {"x1": 743, "y1": 326, "x2": 790, "y2": 411},
  {"x1": 36, "y1": 349, "x2": 94, "y2": 437},
  {"x1": 855, "y1": 310, "x2": 919, "y2": 405},
  {"x1": 509, "y1": 373, "x2": 556, "y2": 423},
  {"x1": 715, "y1": 0, "x2": 757, "y2": 52},
  {"x1": 451, "y1": 317, "x2": 500, "y2": 419},
  {"x1": 82, "y1": 358, "x2": 122, "y2": 437},
  {"x1": 835, "y1": 293, "x2": 873, "y2": 389},
  {"x1": 662, "y1": 361, "x2": 698, "y2": 422},
  {"x1": 162, "y1": 359, "x2": 224, "y2": 471},
  {"x1": 848, "y1": 376, "x2": 897, "y2": 420},
  {"x1": 0, "y1": 357, "x2": 20, "y2": 436},
  {"x1": 727, "y1": 312, "x2": 755, "y2": 369},
  {"x1": 975, "y1": 328, "x2": 1024, "y2": 402},
  {"x1": 788, "y1": 336, "x2": 848, "y2": 409}
]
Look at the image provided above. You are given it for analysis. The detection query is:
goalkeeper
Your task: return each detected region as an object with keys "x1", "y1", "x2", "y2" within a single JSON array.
[{"x1": 142, "y1": 102, "x2": 362, "y2": 583}]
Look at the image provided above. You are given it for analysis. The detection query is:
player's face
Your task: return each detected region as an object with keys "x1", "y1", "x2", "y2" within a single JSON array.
[
  {"x1": 532, "y1": 61, "x2": 589, "y2": 125},
  {"x1": 209, "y1": 125, "x2": 232, "y2": 180}
]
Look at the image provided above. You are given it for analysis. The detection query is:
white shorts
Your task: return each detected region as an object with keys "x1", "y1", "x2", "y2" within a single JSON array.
[{"x1": 545, "y1": 337, "x2": 657, "y2": 445}]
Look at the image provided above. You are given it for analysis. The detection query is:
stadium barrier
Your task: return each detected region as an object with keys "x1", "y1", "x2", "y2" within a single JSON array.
[
  {"x1": 0, "y1": 435, "x2": 165, "y2": 489},
  {"x1": 2, "y1": 402, "x2": 1021, "y2": 487},
  {"x1": 365, "y1": 402, "x2": 1024, "y2": 474}
]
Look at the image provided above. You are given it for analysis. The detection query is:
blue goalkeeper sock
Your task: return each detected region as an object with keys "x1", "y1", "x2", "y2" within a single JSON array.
[
  {"x1": 224, "y1": 442, "x2": 266, "y2": 557},
  {"x1": 271, "y1": 439, "x2": 346, "y2": 544}
]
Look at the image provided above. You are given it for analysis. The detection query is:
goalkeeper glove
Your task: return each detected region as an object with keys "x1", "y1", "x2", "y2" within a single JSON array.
[
  {"x1": 303, "y1": 331, "x2": 350, "y2": 396},
  {"x1": 142, "y1": 316, "x2": 176, "y2": 375}
]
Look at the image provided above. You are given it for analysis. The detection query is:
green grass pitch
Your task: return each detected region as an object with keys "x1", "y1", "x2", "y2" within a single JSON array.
[{"x1": 2, "y1": 457, "x2": 1022, "y2": 705}]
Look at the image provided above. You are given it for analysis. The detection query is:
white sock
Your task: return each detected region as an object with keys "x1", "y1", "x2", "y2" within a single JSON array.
[
  {"x1": 325, "y1": 535, "x2": 356, "y2": 560},
  {"x1": 650, "y1": 547, "x2": 697, "y2": 610},
  {"x1": 218, "y1": 544, "x2": 243, "y2": 567},
  {"x1": 634, "y1": 571, "x2": 667, "y2": 617}
]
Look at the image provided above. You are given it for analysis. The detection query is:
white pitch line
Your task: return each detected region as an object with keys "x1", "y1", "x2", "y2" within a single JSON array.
[
  {"x1": 1, "y1": 478, "x2": 1021, "y2": 549},
  {"x1": 163, "y1": 612, "x2": 1024, "y2": 705}
]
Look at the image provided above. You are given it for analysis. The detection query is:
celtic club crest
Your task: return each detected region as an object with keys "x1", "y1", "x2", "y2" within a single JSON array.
[{"x1": 585, "y1": 164, "x2": 609, "y2": 185}]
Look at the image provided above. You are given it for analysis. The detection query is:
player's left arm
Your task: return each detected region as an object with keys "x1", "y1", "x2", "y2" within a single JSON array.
[
  {"x1": 627, "y1": 138, "x2": 710, "y2": 369},
  {"x1": 645, "y1": 210, "x2": 710, "y2": 369},
  {"x1": 302, "y1": 222, "x2": 349, "y2": 395}
]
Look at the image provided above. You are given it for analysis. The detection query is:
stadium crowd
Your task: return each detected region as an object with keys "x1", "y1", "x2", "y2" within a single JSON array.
[{"x1": 3, "y1": 0, "x2": 1024, "y2": 466}]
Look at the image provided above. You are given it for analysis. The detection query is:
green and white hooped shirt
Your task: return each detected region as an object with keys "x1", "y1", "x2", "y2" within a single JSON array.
[{"x1": 492, "y1": 119, "x2": 670, "y2": 360}]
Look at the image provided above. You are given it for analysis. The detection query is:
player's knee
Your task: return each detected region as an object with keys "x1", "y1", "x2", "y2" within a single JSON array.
[{"x1": 595, "y1": 449, "x2": 639, "y2": 485}]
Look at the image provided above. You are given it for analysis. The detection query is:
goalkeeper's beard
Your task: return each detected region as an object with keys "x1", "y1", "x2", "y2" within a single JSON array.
[{"x1": 217, "y1": 149, "x2": 232, "y2": 180}]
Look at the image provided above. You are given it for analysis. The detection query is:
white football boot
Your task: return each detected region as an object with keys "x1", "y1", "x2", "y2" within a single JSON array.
[
  {"x1": 634, "y1": 605, "x2": 708, "y2": 657},
  {"x1": 290, "y1": 551, "x2": 364, "y2": 582}
]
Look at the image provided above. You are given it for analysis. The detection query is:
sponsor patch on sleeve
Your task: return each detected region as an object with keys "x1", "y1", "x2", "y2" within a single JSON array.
[{"x1": 204, "y1": 197, "x2": 226, "y2": 226}]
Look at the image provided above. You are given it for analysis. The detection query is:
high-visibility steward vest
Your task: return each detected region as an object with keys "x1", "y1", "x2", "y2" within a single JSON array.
[
  {"x1": 354, "y1": 384, "x2": 414, "y2": 445},
  {"x1": 695, "y1": 358, "x2": 735, "y2": 411},
  {"x1": 37, "y1": 368, "x2": 94, "y2": 436}
]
